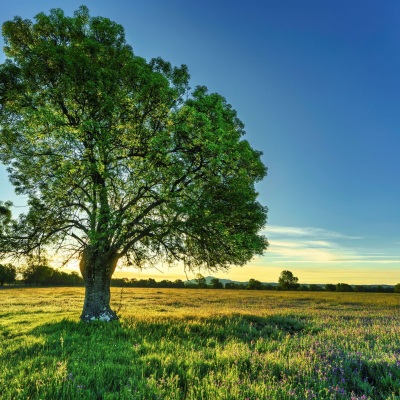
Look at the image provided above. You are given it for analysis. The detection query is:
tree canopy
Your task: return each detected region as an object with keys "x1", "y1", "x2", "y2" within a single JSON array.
[
  {"x1": 278, "y1": 270, "x2": 299, "y2": 290},
  {"x1": 0, "y1": 7, "x2": 268, "y2": 320}
]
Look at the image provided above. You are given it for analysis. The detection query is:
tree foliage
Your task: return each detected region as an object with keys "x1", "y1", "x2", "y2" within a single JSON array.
[
  {"x1": 247, "y1": 278, "x2": 263, "y2": 290},
  {"x1": 336, "y1": 283, "x2": 353, "y2": 292},
  {"x1": 0, "y1": 263, "x2": 16, "y2": 285},
  {"x1": 210, "y1": 277, "x2": 224, "y2": 289},
  {"x1": 325, "y1": 284, "x2": 336, "y2": 292},
  {"x1": 0, "y1": 7, "x2": 268, "y2": 320},
  {"x1": 278, "y1": 270, "x2": 299, "y2": 290}
]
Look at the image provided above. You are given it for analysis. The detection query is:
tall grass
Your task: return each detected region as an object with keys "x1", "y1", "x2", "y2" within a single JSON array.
[{"x1": 0, "y1": 288, "x2": 399, "y2": 399}]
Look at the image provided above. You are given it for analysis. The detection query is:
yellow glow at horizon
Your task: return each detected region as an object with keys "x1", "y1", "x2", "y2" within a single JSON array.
[{"x1": 60, "y1": 259, "x2": 400, "y2": 285}]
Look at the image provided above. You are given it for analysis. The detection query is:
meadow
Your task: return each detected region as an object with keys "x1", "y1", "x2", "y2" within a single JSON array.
[{"x1": 0, "y1": 288, "x2": 399, "y2": 399}]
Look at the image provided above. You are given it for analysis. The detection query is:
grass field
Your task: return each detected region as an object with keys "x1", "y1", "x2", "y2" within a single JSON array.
[{"x1": 0, "y1": 288, "x2": 399, "y2": 399}]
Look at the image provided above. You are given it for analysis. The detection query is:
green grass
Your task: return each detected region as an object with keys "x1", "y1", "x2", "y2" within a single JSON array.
[{"x1": 0, "y1": 288, "x2": 399, "y2": 399}]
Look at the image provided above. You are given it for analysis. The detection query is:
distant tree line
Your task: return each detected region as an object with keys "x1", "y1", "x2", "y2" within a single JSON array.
[
  {"x1": 111, "y1": 278, "x2": 186, "y2": 289},
  {"x1": 0, "y1": 262, "x2": 83, "y2": 286},
  {"x1": 22, "y1": 264, "x2": 83, "y2": 286},
  {"x1": 0, "y1": 264, "x2": 399, "y2": 293}
]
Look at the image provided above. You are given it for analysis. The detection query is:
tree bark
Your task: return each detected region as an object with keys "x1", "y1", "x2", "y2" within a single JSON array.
[{"x1": 79, "y1": 247, "x2": 119, "y2": 322}]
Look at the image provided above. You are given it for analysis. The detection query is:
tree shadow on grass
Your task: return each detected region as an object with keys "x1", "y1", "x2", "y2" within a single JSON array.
[
  {"x1": 19, "y1": 319, "x2": 159, "y2": 400},
  {"x1": 8, "y1": 314, "x2": 396, "y2": 399},
  {"x1": 13, "y1": 313, "x2": 316, "y2": 399}
]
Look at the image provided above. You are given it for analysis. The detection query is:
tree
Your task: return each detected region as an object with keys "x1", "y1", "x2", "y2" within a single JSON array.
[
  {"x1": 195, "y1": 274, "x2": 208, "y2": 289},
  {"x1": 278, "y1": 270, "x2": 299, "y2": 290},
  {"x1": 210, "y1": 277, "x2": 224, "y2": 289},
  {"x1": 308, "y1": 284, "x2": 323, "y2": 292},
  {"x1": 325, "y1": 284, "x2": 336, "y2": 292},
  {"x1": 336, "y1": 283, "x2": 353, "y2": 292},
  {"x1": 263, "y1": 284, "x2": 275, "y2": 290},
  {"x1": 247, "y1": 278, "x2": 263, "y2": 290},
  {"x1": 173, "y1": 279, "x2": 185, "y2": 288},
  {"x1": 224, "y1": 282, "x2": 246, "y2": 290},
  {"x1": 66, "y1": 271, "x2": 84, "y2": 286},
  {"x1": 0, "y1": 263, "x2": 16, "y2": 285},
  {"x1": 394, "y1": 284, "x2": 400, "y2": 294},
  {"x1": 22, "y1": 262, "x2": 53, "y2": 285},
  {"x1": 0, "y1": 7, "x2": 268, "y2": 321},
  {"x1": 354, "y1": 285, "x2": 366, "y2": 292}
]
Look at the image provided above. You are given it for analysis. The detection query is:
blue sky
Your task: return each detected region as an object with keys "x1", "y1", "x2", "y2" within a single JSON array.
[{"x1": 1, "y1": 1, "x2": 399, "y2": 284}]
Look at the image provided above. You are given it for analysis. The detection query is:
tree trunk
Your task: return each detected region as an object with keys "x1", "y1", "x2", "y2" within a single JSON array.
[{"x1": 79, "y1": 247, "x2": 119, "y2": 322}]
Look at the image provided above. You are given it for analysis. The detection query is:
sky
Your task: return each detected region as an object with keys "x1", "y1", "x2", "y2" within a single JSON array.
[{"x1": 0, "y1": 1, "x2": 399, "y2": 284}]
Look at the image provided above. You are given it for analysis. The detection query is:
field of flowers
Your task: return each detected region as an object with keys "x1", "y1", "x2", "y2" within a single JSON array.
[{"x1": 0, "y1": 287, "x2": 399, "y2": 399}]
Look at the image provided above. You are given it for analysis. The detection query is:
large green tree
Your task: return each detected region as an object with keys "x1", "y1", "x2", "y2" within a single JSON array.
[{"x1": 0, "y1": 7, "x2": 268, "y2": 321}]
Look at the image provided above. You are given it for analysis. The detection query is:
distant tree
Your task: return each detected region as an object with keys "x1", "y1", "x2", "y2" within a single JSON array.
[
  {"x1": 147, "y1": 278, "x2": 157, "y2": 288},
  {"x1": 336, "y1": 283, "x2": 353, "y2": 292},
  {"x1": 134, "y1": 279, "x2": 152, "y2": 288},
  {"x1": 195, "y1": 274, "x2": 208, "y2": 289},
  {"x1": 278, "y1": 270, "x2": 299, "y2": 290},
  {"x1": 0, "y1": 6, "x2": 268, "y2": 321},
  {"x1": 173, "y1": 279, "x2": 185, "y2": 288},
  {"x1": 225, "y1": 282, "x2": 246, "y2": 290},
  {"x1": 247, "y1": 278, "x2": 263, "y2": 290},
  {"x1": 375, "y1": 285, "x2": 392, "y2": 293},
  {"x1": 45, "y1": 269, "x2": 83, "y2": 285},
  {"x1": 354, "y1": 285, "x2": 366, "y2": 292},
  {"x1": 22, "y1": 260, "x2": 53, "y2": 285},
  {"x1": 19, "y1": 258, "x2": 83, "y2": 286},
  {"x1": 0, "y1": 263, "x2": 16, "y2": 286},
  {"x1": 210, "y1": 277, "x2": 224, "y2": 289},
  {"x1": 308, "y1": 284, "x2": 323, "y2": 292},
  {"x1": 68, "y1": 271, "x2": 84, "y2": 286},
  {"x1": 111, "y1": 278, "x2": 129, "y2": 287},
  {"x1": 128, "y1": 278, "x2": 138, "y2": 287},
  {"x1": 157, "y1": 280, "x2": 171, "y2": 288},
  {"x1": 224, "y1": 282, "x2": 233, "y2": 289},
  {"x1": 325, "y1": 284, "x2": 336, "y2": 292},
  {"x1": 394, "y1": 284, "x2": 400, "y2": 294}
]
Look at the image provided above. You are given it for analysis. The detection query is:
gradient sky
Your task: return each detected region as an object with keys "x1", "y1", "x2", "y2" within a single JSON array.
[{"x1": 1, "y1": 1, "x2": 399, "y2": 284}]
